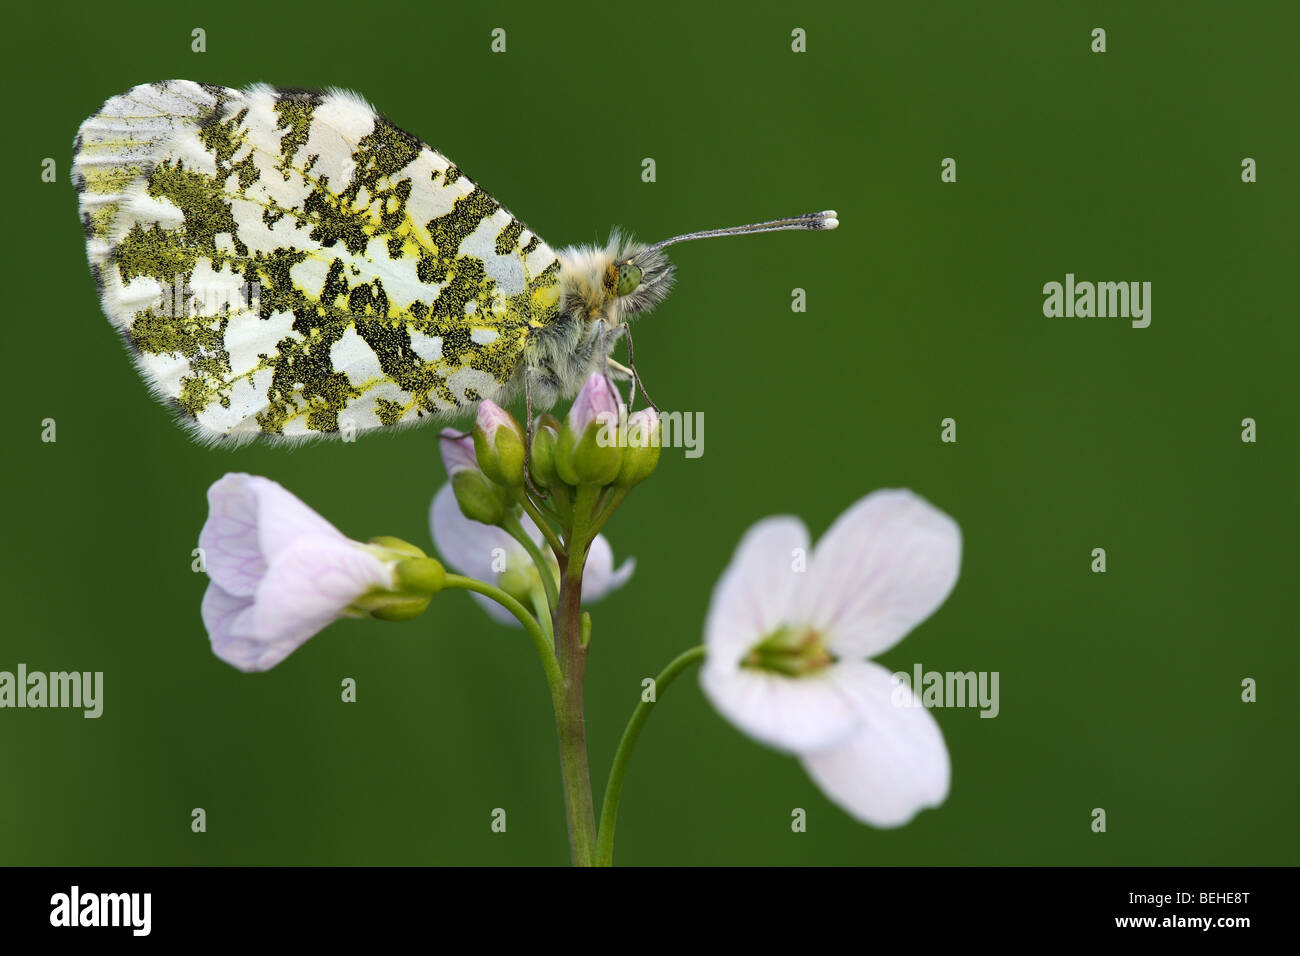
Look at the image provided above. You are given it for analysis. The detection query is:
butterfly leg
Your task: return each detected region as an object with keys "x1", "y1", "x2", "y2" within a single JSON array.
[
  {"x1": 597, "y1": 323, "x2": 624, "y2": 409},
  {"x1": 618, "y1": 322, "x2": 660, "y2": 414},
  {"x1": 605, "y1": 357, "x2": 634, "y2": 381}
]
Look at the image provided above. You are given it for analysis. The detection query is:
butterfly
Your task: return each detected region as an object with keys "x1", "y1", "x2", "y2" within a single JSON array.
[{"x1": 73, "y1": 80, "x2": 837, "y2": 444}]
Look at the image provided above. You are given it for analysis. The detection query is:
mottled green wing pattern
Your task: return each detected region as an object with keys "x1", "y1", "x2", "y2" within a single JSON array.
[{"x1": 74, "y1": 80, "x2": 562, "y2": 442}]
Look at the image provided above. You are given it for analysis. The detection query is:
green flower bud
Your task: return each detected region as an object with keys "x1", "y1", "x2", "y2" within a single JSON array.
[
  {"x1": 394, "y1": 557, "x2": 445, "y2": 596},
  {"x1": 567, "y1": 417, "x2": 623, "y2": 486},
  {"x1": 345, "y1": 553, "x2": 444, "y2": 623},
  {"x1": 557, "y1": 373, "x2": 625, "y2": 486},
  {"x1": 497, "y1": 565, "x2": 533, "y2": 604},
  {"x1": 530, "y1": 417, "x2": 561, "y2": 488},
  {"x1": 473, "y1": 401, "x2": 526, "y2": 487},
  {"x1": 614, "y1": 408, "x2": 661, "y2": 488},
  {"x1": 368, "y1": 595, "x2": 433, "y2": 622},
  {"x1": 451, "y1": 468, "x2": 509, "y2": 525},
  {"x1": 553, "y1": 425, "x2": 580, "y2": 487}
]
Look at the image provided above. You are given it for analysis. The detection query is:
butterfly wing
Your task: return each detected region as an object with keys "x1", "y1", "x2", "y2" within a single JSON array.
[{"x1": 74, "y1": 80, "x2": 562, "y2": 442}]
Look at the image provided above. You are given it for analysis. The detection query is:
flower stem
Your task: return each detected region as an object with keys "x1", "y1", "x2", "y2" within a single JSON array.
[
  {"x1": 595, "y1": 645, "x2": 706, "y2": 867},
  {"x1": 530, "y1": 587, "x2": 555, "y2": 646},
  {"x1": 548, "y1": 485, "x2": 603, "y2": 866},
  {"x1": 445, "y1": 572, "x2": 591, "y2": 864},
  {"x1": 501, "y1": 512, "x2": 560, "y2": 615},
  {"x1": 518, "y1": 494, "x2": 566, "y2": 560}
]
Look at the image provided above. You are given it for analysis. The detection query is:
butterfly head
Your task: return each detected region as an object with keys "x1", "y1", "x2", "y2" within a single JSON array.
[{"x1": 602, "y1": 243, "x2": 676, "y2": 317}]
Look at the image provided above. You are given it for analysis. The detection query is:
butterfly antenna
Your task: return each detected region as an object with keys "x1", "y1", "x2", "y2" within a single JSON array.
[{"x1": 644, "y1": 210, "x2": 839, "y2": 253}]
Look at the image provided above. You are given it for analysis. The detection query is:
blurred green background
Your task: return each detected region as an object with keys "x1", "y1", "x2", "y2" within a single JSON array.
[{"x1": 2, "y1": 0, "x2": 1296, "y2": 865}]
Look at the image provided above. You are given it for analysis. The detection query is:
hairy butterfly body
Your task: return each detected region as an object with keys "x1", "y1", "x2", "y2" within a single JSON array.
[{"x1": 73, "y1": 81, "x2": 836, "y2": 443}]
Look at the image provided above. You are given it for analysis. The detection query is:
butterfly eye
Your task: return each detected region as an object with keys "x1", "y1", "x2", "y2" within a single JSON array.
[{"x1": 604, "y1": 262, "x2": 643, "y2": 297}]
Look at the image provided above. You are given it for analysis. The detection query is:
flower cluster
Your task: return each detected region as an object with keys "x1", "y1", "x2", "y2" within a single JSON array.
[
  {"x1": 431, "y1": 432, "x2": 634, "y2": 625},
  {"x1": 191, "y1": 369, "x2": 964, "y2": 857},
  {"x1": 196, "y1": 372, "x2": 653, "y2": 671}
]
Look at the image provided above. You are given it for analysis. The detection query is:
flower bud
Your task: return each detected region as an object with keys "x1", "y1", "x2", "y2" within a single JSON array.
[
  {"x1": 615, "y1": 407, "x2": 661, "y2": 488},
  {"x1": 451, "y1": 468, "x2": 509, "y2": 525},
  {"x1": 530, "y1": 415, "x2": 562, "y2": 488},
  {"x1": 496, "y1": 565, "x2": 534, "y2": 604},
  {"x1": 366, "y1": 594, "x2": 433, "y2": 622},
  {"x1": 367, "y1": 535, "x2": 427, "y2": 559},
  {"x1": 556, "y1": 372, "x2": 624, "y2": 486},
  {"x1": 472, "y1": 401, "x2": 526, "y2": 487},
  {"x1": 440, "y1": 428, "x2": 510, "y2": 523},
  {"x1": 348, "y1": 553, "x2": 445, "y2": 622},
  {"x1": 394, "y1": 557, "x2": 446, "y2": 596}
]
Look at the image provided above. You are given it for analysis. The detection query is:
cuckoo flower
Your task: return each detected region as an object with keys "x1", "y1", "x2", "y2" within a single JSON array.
[
  {"x1": 614, "y1": 407, "x2": 662, "y2": 489},
  {"x1": 440, "y1": 429, "x2": 509, "y2": 525},
  {"x1": 700, "y1": 489, "x2": 961, "y2": 827},
  {"x1": 198, "y1": 474, "x2": 438, "y2": 673},
  {"x1": 472, "y1": 400, "x2": 527, "y2": 488},
  {"x1": 555, "y1": 372, "x2": 625, "y2": 486}
]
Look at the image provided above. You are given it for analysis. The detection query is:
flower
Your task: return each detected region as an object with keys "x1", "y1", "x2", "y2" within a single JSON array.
[
  {"x1": 440, "y1": 429, "x2": 509, "y2": 525},
  {"x1": 529, "y1": 414, "x2": 562, "y2": 489},
  {"x1": 614, "y1": 406, "x2": 661, "y2": 488},
  {"x1": 439, "y1": 429, "x2": 480, "y2": 475},
  {"x1": 700, "y1": 489, "x2": 961, "y2": 827},
  {"x1": 568, "y1": 370, "x2": 622, "y2": 435},
  {"x1": 429, "y1": 483, "x2": 634, "y2": 624},
  {"x1": 472, "y1": 400, "x2": 526, "y2": 488},
  {"x1": 199, "y1": 474, "x2": 428, "y2": 672},
  {"x1": 555, "y1": 372, "x2": 624, "y2": 486}
]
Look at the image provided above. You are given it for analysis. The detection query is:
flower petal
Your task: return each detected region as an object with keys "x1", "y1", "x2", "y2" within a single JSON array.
[
  {"x1": 581, "y1": 534, "x2": 635, "y2": 602},
  {"x1": 249, "y1": 475, "x2": 348, "y2": 566},
  {"x1": 200, "y1": 581, "x2": 261, "y2": 669},
  {"x1": 224, "y1": 535, "x2": 394, "y2": 671},
  {"x1": 699, "y1": 662, "x2": 860, "y2": 755},
  {"x1": 438, "y1": 429, "x2": 479, "y2": 476},
  {"x1": 198, "y1": 474, "x2": 267, "y2": 597},
  {"x1": 798, "y1": 489, "x2": 961, "y2": 659},
  {"x1": 800, "y1": 660, "x2": 950, "y2": 827},
  {"x1": 704, "y1": 516, "x2": 810, "y2": 666},
  {"x1": 568, "y1": 371, "x2": 623, "y2": 434},
  {"x1": 429, "y1": 483, "x2": 524, "y2": 582},
  {"x1": 199, "y1": 474, "x2": 348, "y2": 599},
  {"x1": 476, "y1": 401, "x2": 520, "y2": 442}
]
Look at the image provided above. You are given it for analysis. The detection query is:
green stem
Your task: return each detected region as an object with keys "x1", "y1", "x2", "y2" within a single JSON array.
[
  {"x1": 549, "y1": 484, "x2": 602, "y2": 866},
  {"x1": 501, "y1": 512, "x2": 560, "y2": 615},
  {"x1": 595, "y1": 645, "x2": 706, "y2": 867},
  {"x1": 442, "y1": 574, "x2": 561, "y2": 690},
  {"x1": 530, "y1": 587, "x2": 555, "y2": 646},
  {"x1": 518, "y1": 494, "x2": 566, "y2": 560},
  {"x1": 445, "y1": 573, "x2": 590, "y2": 865}
]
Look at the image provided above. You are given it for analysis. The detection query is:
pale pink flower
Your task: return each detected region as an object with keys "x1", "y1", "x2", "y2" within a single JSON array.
[
  {"x1": 199, "y1": 474, "x2": 396, "y2": 672},
  {"x1": 701, "y1": 490, "x2": 961, "y2": 827}
]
